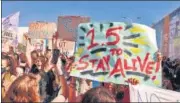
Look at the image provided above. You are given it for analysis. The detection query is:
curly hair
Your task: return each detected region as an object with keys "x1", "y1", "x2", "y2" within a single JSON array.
[
  {"x1": 81, "y1": 87, "x2": 115, "y2": 103},
  {"x1": 3, "y1": 74, "x2": 41, "y2": 102}
]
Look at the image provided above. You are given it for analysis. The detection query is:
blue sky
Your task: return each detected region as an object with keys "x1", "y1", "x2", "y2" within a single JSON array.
[{"x1": 2, "y1": 1, "x2": 180, "y2": 27}]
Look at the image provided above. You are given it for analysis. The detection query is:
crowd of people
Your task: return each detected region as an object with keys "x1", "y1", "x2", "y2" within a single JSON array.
[
  {"x1": 1, "y1": 36, "x2": 180, "y2": 102},
  {"x1": 162, "y1": 57, "x2": 180, "y2": 92}
]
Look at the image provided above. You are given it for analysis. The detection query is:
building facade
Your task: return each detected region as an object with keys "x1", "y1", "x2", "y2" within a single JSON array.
[{"x1": 153, "y1": 7, "x2": 180, "y2": 59}]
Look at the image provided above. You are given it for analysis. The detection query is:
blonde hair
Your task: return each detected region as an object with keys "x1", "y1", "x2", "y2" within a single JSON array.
[{"x1": 3, "y1": 74, "x2": 40, "y2": 102}]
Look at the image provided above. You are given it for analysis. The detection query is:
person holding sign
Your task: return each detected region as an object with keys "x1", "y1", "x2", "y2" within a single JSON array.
[{"x1": 2, "y1": 37, "x2": 69, "y2": 103}]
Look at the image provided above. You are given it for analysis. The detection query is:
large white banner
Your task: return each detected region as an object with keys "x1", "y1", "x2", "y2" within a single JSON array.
[{"x1": 129, "y1": 84, "x2": 180, "y2": 102}]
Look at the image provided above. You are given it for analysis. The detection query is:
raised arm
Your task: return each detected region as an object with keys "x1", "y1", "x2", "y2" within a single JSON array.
[
  {"x1": 25, "y1": 35, "x2": 33, "y2": 68},
  {"x1": 54, "y1": 56, "x2": 68, "y2": 99},
  {"x1": 51, "y1": 35, "x2": 68, "y2": 99}
]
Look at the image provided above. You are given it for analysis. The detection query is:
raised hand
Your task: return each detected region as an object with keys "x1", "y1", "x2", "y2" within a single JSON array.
[
  {"x1": 67, "y1": 62, "x2": 77, "y2": 73},
  {"x1": 52, "y1": 32, "x2": 59, "y2": 49},
  {"x1": 55, "y1": 55, "x2": 64, "y2": 76},
  {"x1": 125, "y1": 78, "x2": 139, "y2": 85}
]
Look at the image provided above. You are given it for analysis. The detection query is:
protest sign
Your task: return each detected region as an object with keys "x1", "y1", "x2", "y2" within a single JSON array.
[
  {"x1": 26, "y1": 38, "x2": 52, "y2": 53},
  {"x1": 2, "y1": 31, "x2": 16, "y2": 52},
  {"x1": 57, "y1": 39, "x2": 75, "y2": 57},
  {"x1": 2, "y1": 12, "x2": 20, "y2": 52},
  {"x1": 57, "y1": 16, "x2": 90, "y2": 41},
  {"x1": 129, "y1": 84, "x2": 180, "y2": 102},
  {"x1": 70, "y1": 22, "x2": 161, "y2": 87},
  {"x1": 30, "y1": 39, "x2": 46, "y2": 52},
  {"x1": 28, "y1": 22, "x2": 56, "y2": 39},
  {"x1": 2, "y1": 36, "x2": 11, "y2": 52}
]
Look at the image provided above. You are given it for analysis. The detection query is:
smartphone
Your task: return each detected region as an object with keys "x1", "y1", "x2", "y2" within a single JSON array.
[{"x1": 51, "y1": 49, "x2": 60, "y2": 64}]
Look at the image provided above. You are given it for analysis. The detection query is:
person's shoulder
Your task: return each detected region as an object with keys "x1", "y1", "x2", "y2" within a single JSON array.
[
  {"x1": 3, "y1": 71, "x2": 11, "y2": 80},
  {"x1": 51, "y1": 95, "x2": 66, "y2": 102},
  {"x1": 11, "y1": 75, "x2": 17, "y2": 81},
  {"x1": 47, "y1": 69, "x2": 56, "y2": 77}
]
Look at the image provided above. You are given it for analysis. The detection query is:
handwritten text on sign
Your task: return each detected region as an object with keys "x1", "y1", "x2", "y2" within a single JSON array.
[
  {"x1": 28, "y1": 22, "x2": 56, "y2": 39},
  {"x1": 70, "y1": 22, "x2": 161, "y2": 87},
  {"x1": 57, "y1": 39, "x2": 75, "y2": 57},
  {"x1": 30, "y1": 39, "x2": 45, "y2": 52},
  {"x1": 2, "y1": 31, "x2": 16, "y2": 52},
  {"x1": 129, "y1": 84, "x2": 180, "y2": 102}
]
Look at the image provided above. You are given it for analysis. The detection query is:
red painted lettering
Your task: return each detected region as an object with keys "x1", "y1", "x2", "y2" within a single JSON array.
[
  {"x1": 145, "y1": 62, "x2": 155, "y2": 74},
  {"x1": 132, "y1": 59, "x2": 137, "y2": 71},
  {"x1": 103, "y1": 55, "x2": 110, "y2": 70},
  {"x1": 117, "y1": 48, "x2": 123, "y2": 55},
  {"x1": 96, "y1": 59, "x2": 106, "y2": 72},
  {"x1": 77, "y1": 55, "x2": 89, "y2": 70},
  {"x1": 86, "y1": 29, "x2": 99, "y2": 50},
  {"x1": 89, "y1": 59, "x2": 98, "y2": 68},
  {"x1": 110, "y1": 49, "x2": 116, "y2": 55},
  {"x1": 155, "y1": 61, "x2": 161, "y2": 73},
  {"x1": 106, "y1": 26, "x2": 122, "y2": 45},
  {"x1": 137, "y1": 53, "x2": 150, "y2": 72},
  {"x1": 110, "y1": 48, "x2": 122, "y2": 56},
  {"x1": 124, "y1": 59, "x2": 135, "y2": 70},
  {"x1": 109, "y1": 58, "x2": 125, "y2": 78}
]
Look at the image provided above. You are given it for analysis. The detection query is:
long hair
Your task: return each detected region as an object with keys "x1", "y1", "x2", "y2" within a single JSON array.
[
  {"x1": 19, "y1": 53, "x2": 28, "y2": 64},
  {"x1": 2, "y1": 55, "x2": 16, "y2": 75},
  {"x1": 81, "y1": 87, "x2": 115, "y2": 103},
  {"x1": 36, "y1": 55, "x2": 47, "y2": 70},
  {"x1": 3, "y1": 74, "x2": 41, "y2": 102},
  {"x1": 14, "y1": 53, "x2": 20, "y2": 66},
  {"x1": 31, "y1": 50, "x2": 39, "y2": 64}
]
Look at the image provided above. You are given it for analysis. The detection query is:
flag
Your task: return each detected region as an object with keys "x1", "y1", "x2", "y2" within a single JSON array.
[
  {"x1": 2, "y1": 17, "x2": 5, "y2": 22},
  {"x1": 2, "y1": 12, "x2": 20, "y2": 32},
  {"x1": 2, "y1": 12, "x2": 20, "y2": 52}
]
